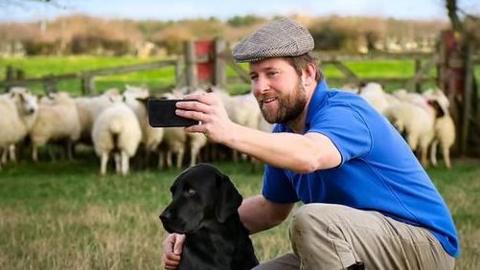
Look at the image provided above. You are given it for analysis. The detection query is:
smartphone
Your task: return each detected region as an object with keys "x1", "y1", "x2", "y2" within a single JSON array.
[{"x1": 147, "y1": 98, "x2": 199, "y2": 127}]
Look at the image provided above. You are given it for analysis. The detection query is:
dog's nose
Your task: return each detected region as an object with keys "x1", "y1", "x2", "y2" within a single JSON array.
[{"x1": 159, "y1": 211, "x2": 171, "y2": 223}]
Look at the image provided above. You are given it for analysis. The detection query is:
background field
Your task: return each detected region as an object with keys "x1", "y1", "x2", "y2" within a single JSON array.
[
  {"x1": 0, "y1": 56, "x2": 479, "y2": 269},
  {"x1": 0, "y1": 155, "x2": 479, "y2": 270},
  {"x1": 3, "y1": 56, "x2": 478, "y2": 95}
]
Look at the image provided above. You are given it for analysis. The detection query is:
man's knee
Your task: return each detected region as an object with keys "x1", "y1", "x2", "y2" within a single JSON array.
[
  {"x1": 289, "y1": 204, "x2": 360, "y2": 268},
  {"x1": 289, "y1": 204, "x2": 343, "y2": 247}
]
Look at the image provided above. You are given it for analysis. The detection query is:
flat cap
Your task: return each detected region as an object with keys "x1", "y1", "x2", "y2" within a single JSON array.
[{"x1": 232, "y1": 17, "x2": 314, "y2": 62}]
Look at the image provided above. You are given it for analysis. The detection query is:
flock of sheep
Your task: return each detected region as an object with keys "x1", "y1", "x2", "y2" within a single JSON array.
[
  {"x1": 0, "y1": 85, "x2": 271, "y2": 175},
  {"x1": 350, "y1": 82, "x2": 456, "y2": 168},
  {"x1": 0, "y1": 82, "x2": 455, "y2": 175}
]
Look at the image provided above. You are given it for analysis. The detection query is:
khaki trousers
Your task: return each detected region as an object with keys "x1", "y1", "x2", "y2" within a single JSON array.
[{"x1": 253, "y1": 204, "x2": 455, "y2": 270}]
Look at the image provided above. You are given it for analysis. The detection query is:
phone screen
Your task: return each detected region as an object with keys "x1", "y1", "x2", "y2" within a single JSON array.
[{"x1": 147, "y1": 98, "x2": 199, "y2": 127}]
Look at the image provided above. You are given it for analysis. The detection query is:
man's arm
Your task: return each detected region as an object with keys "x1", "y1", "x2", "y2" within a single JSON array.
[
  {"x1": 177, "y1": 93, "x2": 341, "y2": 173},
  {"x1": 239, "y1": 195, "x2": 294, "y2": 234},
  {"x1": 226, "y1": 125, "x2": 341, "y2": 173}
]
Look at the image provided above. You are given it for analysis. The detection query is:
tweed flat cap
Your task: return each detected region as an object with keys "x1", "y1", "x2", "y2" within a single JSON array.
[{"x1": 232, "y1": 17, "x2": 314, "y2": 62}]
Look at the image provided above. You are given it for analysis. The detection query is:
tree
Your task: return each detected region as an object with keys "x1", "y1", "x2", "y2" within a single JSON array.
[
  {"x1": 445, "y1": 0, "x2": 463, "y2": 31},
  {"x1": 0, "y1": 0, "x2": 65, "y2": 9},
  {"x1": 443, "y1": 0, "x2": 480, "y2": 156}
]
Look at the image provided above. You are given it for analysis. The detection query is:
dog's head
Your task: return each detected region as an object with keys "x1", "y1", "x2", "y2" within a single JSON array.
[{"x1": 160, "y1": 164, "x2": 243, "y2": 234}]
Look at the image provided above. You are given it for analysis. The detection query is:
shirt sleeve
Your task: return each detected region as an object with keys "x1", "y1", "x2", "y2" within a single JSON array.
[
  {"x1": 262, "y1": 164, "x2": 299, "y2": 203},
  {"x1": 308, "y1": 105, "x2": 372, "y2": 166}
]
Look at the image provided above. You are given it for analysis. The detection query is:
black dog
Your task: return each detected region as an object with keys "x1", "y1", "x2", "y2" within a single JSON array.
[{"x1": 160, "y1": 163, "x2": 259, "y2": 270}]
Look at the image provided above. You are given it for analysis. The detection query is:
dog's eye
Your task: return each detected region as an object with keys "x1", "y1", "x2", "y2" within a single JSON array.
[{"x1": 184, "y1": 188, "x2": 196, "y2": 197}]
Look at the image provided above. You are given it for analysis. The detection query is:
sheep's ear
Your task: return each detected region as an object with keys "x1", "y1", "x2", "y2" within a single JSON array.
[
  {"x1": 357, "y1": 81, "x2": 367, "y2": 94},
  {"x1": 19, "y1": 93, "x2": 26, "y2": 102},
  {"x1": 428, "y1": 100, "x2": 445, "y2": 118},
  {"x1": 135, "y1": 97, "x2": 148, "y2": 102},
  {"x1": 215, "y1": 173, "x2": 242, "y2": 223},
  {"x1": 135, "y1": 97, "x2": 148, "y2": 107}
]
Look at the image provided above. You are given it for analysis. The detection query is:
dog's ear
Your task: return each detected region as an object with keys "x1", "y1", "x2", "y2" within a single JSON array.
[{"x1": 215, "y1": 173, "x2": 243, "y2": 223}]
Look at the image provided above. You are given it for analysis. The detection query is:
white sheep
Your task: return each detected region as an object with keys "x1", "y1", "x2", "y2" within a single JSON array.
[
  {"x1": 159, "y1": 127, "x2": 187, "y2": 169},
  {"x1": 74, "y1": 88, "x2": 122, "y2": 141},
  {"x1": 392, "y1": 89, "x2": 426, "y2": 107},
  {"x1": 30, "y1": 92, "x2": 81, "y2": 162},
  {"x1": 209, "y1": 87, "x2": 262, "y2": 162},
  {"x1": 359, "y1": 82, "x2": 392, "y2": 114},
  {"x1": 91, "y1": 102, "x2": 142, "y2": 175},
  {"x1": 0, "y1": 95, "x2": 24, "y2": 169},
  {"x1": 187, "y1": 132, "x2": 208, "y2": 167},
  {"x1": 0, "y1": 88, "x2": 38, "y2": 166},
  {"x1": 383, "y1": 99, "x2": 435, "y2": 167},
  {"x1": 430, "y1": 115, "x2": 455, "y2": 169},
  {"x1": 157, "y1": 89, "x2": 208, "y2": 168},
  {"x1": 424, "y1": 89, "x2": 456, "y2": 169},
  {"x1": 123, "y1": 85, "x2": 164, "y2": 166}
]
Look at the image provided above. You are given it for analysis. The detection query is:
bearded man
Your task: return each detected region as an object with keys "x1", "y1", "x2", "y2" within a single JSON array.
[{"x1": 162, "y1": 18, "x2": 459, "y2": 270}]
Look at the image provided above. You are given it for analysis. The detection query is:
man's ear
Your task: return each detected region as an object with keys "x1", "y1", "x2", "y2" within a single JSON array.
[
  {"x1": 215, "y1": 173, "x2": 243, "y2": 223},
  {"x1": 303, "y1": 63, "x2": 316, "y2": 86}
]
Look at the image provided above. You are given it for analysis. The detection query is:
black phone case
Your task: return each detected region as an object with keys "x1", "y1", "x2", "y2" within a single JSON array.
[{"x1": 147, "y1": 98, "x2": 199, "y2": 127}]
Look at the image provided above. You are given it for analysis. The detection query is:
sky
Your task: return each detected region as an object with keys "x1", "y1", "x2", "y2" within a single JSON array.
[{"x1": 0, "y1": 0, "x2": 479, "y2": 22}]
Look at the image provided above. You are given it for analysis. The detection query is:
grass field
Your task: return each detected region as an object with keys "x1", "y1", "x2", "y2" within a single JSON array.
[
  {"x1": 3, "y1": 56, "x2": 478, "y2": 95},
  {"x1": 0, "y1": 154, "x2": 479, "y2": 269}
]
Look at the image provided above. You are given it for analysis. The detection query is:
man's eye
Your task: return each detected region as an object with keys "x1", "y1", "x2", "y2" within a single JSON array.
[
  {"x1": 250, "y1": 74, "x2": 258, "y2": 81},
  {"x1": 267, "y1": 71, "x2": 278, "y2": 77}
]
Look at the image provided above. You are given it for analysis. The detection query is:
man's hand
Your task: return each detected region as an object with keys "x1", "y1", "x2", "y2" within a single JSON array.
[
  {"x1": 176, "y1": 92, "x2": 235, "y2": 144},
  {"x1": 162, "y1": 233, "x2": 186, "y2": 270}
]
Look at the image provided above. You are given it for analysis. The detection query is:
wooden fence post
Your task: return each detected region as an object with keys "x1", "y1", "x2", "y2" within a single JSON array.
[
  {"x1": 184, "y1": 41, "x2": 197, "y2": 90},
  {"x1": 414, "y1": 59, "x2": 421, "y2": 92},
  {"x1": 17, "y1": 69, "x2": 25, "y2": 81},
  {"x1": 81, "y1": 75, "x2": 96, "y2": 95},
  {"x1": 6, "y1": 65, "x2": 15, "y2": 80},
  {"x1": 175, "y1": 56, "x2": 184, "y2": 87},
  {"x1": 214, "y1": 39, "x2": 226, "y2": 87},
  {"x1": 461, "y1": 42, "x2": 474, "y2": 155},
  {"x1": 437, "y1": 40, "x2": 446, "y2": 90},
  {"x1": 5, "y1": 65, "x2": 16, "y2": 92},
  {"x1": 43, "y1": 76, "x2": 57, "y2": 94}
]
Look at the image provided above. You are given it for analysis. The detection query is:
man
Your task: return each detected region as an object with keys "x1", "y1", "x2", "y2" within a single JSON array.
[{"x1": 162, "y1": 18, "x2": 459, "y2": 270}]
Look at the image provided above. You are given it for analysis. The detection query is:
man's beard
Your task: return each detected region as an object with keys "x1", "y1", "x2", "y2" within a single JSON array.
[{"x1": 260, "y1": 82, "x2": 307, "y2": 124}]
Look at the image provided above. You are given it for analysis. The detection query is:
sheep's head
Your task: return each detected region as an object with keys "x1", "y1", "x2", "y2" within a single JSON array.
[
  {"x1": 424, "y1": 88, "x2": 450, "y2": 117},
  {"x1": 10, "y1": 91, "x2": 38, "y2": 116},
  {"x1": 124, "y1": 85, "x2": 150, "y2": 99}
]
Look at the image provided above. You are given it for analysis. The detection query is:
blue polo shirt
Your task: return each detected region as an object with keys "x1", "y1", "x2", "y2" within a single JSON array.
[{"x1": 262, "y1": 80, "x2": 459, "y2": 257}]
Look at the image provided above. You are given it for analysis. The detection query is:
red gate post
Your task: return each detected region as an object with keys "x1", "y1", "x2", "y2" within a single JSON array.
[{"x1": 438, "y1": 30, "x2": 466, "y2": 155}]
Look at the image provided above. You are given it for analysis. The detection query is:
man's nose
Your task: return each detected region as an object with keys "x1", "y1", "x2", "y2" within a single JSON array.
[{"x1": 252, "y1": 76, "x2": 269, "y2": 96}]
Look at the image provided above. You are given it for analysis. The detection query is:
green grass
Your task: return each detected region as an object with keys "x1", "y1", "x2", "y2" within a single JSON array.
[
  {"x1": 5, "y1": 56, "x2": 476, "y2": 95},
  {"x1": 0, "y1": 154, "x2": 479, "y2": 269},
  {"x1": 0, "y1": 56, "x2": 177, "y2": 95}
]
